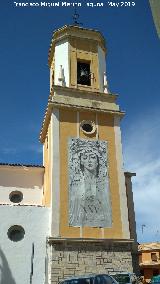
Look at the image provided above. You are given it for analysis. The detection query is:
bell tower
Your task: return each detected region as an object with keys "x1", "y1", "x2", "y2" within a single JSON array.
[
  {"x1": 48, "y1": 25, "x2": 108, "y2": 93},
  {"x1": 41, "y1": 24, "x2": 130, "y2": 238},
  {"x1": 40, "y1": 25, "x2": 138, "y2": 280}
]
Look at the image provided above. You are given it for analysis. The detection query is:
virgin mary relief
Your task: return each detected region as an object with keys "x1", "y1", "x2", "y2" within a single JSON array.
[{"x1": 68, "y1": 138, "x2": 112, "y2": 228}]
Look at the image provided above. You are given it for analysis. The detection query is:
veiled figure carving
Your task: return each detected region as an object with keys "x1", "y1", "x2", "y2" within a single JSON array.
[{"x1": 68, "y1": 138, "x2": 112, "y2": 228}]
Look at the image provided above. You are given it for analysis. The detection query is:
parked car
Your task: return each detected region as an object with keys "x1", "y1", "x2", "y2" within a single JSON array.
[
  {"x1": 110, "y1": 272, "x2": 138, "y2": 284},
  {"x1": 59, "y1": 274, "x2": 119, "y2": 284},
  {"x1": 151, "y1": 275, "x2": 160, "y2": 284}
]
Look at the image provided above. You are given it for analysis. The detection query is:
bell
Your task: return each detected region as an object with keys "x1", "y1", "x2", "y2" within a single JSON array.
[{"x1": 80, "y1": 69, "x2": 87, "y2": 77}]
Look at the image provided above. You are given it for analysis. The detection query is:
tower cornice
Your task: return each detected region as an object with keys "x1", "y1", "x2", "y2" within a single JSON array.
[
  {"x1": 48, "y1": 237, "x2": 135, "y2": 244},
  {"x1": 39, "y1": 85, "x2": 125, "y2": 143}
]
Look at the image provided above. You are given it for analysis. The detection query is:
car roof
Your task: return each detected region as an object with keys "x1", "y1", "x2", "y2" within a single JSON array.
[
  {"x1": 63, "y1": 274, "x2": 96, "y2": 279},
  {"x1": 61, "y1": 274, "x2": 114, "y2": 281}
]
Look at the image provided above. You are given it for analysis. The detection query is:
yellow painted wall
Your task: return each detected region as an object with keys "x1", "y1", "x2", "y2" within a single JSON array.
[
  {"x1": 94, "y1": 112, "x2": 122, "y2": 239},
  {"x1": 59, "y1": 108, "x2": 122, "y2": 239},
  {"x1": 59, "y1": 109, "x2": 80, "y2": 237},
  {"x1": 43, "y1": 122, "x2": 51, "y2": 207},
  {"x1": 142, "y1": 251, "x2": 153, "y2": 262}
]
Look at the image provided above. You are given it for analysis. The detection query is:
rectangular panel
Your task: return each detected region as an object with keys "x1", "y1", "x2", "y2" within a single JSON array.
[{"x1": 68, "y1": 138, "x2": 112, "y2": 228}]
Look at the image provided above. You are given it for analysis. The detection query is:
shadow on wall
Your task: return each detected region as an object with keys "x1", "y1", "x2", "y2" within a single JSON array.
[
  {"x1": 0, "y1": 247, "x2": 16, "y2": 284},
  {"x1": 0, "y1": 168, "x2": 44, "y2": 189}
]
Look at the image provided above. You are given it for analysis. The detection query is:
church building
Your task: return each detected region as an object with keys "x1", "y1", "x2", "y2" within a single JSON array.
[{"x1": 0, "y1": 24, "x2": 138, "y2": 284}]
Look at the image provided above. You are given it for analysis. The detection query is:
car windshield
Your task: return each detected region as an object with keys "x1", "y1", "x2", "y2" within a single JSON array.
[
  {"x1": 112, "y1": 275, "x2": 130, "y2": 284},
  {"x1": 62, "y1": 278, "x2": 94, "y2": 284}
]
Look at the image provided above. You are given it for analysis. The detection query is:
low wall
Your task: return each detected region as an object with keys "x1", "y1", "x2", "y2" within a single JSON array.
[{"x1": 49, "y1": 239, "x2": 138, "y2": 284}]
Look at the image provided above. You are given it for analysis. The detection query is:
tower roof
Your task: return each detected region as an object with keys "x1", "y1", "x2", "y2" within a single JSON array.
[{"x1": 48, "y1": 25, "x2": 106, "y2": 67}]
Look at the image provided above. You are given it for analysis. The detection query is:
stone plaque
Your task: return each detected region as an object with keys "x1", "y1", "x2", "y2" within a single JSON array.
[{"x1": 68, "y1": 138, "x2": 112, "y2": 227}]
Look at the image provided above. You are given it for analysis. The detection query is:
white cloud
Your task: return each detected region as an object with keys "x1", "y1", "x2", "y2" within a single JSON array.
[{"x1": 123, "y1": 110, "x2": 160, "y2": 243}]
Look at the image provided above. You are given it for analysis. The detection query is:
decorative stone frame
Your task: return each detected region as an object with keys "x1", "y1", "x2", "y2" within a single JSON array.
[{"x1": 80, "y1": 120, "x2": 96, "y2": 135}]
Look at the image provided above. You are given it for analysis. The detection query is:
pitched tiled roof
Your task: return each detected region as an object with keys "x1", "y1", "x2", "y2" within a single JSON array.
[
  {"x1": 0, "y1": 162, "x2": 44, "y2": 168},
  {"x1": 139, "y1": 242, "x2": 160, "y2": 251}
]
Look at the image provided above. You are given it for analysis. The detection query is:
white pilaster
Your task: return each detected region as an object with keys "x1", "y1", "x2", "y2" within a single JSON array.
[
  {"x1": 54, "y1": 40, "x2": 69, "y2": 87},
  {"x1": 51, "y1": 109, "x2": 60, "y2": 237},
  {"x1": 98, "y1": 46, "x2": 106, "y2": 93},
  {"x1": 114, "y1": 115, "x2": 130, "y2": 239}
]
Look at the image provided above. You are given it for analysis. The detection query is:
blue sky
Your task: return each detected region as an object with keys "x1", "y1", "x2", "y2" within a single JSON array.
[{"x1": 0, "y1": 0, "x2": 160, "y2": 243}]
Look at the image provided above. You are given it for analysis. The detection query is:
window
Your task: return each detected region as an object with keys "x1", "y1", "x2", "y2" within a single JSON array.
[
  {"x1": 8, "y1": 225, "x2": 25, "y2": 242},
  {"x1": 9, "y1": 191, "x2": 23, "y2": 203},
  {"x1": 77, "y1": 61, "x2": 91, "y2": 86},
  {"x1": 111, "y1": 274, "x2": 130, "y2": 284},
  {"x1": 95, "y1": 275, "x2": 114, "y2": 284},
  {"x1": 62, "y1": 278, "x2": 94, "y2": 284},
  {"x1": 151, "y1": 253, "x2": 158, "y2": 262},
  {"x1": 82, "y1": 123, "x2": 93, "y2": 132}
]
